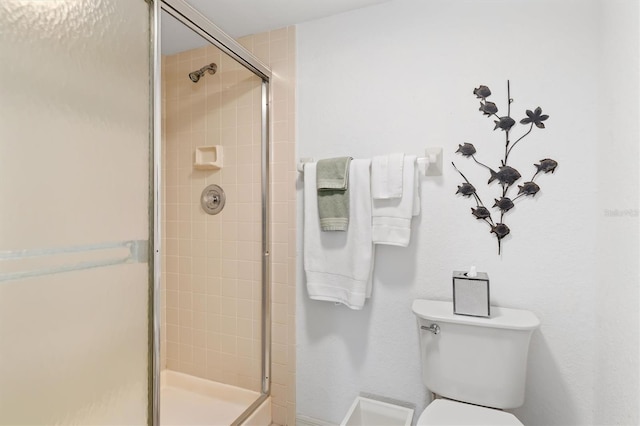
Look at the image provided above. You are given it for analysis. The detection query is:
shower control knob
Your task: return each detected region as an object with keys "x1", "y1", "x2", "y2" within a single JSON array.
[{"x1": 201, "y1": 184, "x2": 225, "y2": 215}]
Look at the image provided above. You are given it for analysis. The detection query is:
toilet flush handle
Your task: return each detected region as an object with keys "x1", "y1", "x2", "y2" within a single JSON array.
[{"x1": 421, "y1": 324, "x2": 440, "y2": 335}]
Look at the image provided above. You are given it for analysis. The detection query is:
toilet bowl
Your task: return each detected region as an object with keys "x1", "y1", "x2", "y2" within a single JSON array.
[
  {"x1": 417, "y1": 399, "x2": 522, "y2": 426},
  {"x1": 412, "y1": 299, "x2": 539, "y2": 426}
]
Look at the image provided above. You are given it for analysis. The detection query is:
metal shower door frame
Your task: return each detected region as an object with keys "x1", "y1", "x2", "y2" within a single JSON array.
[{"x1": 151, "y1": 1, "x2": 272, "y2": 424}]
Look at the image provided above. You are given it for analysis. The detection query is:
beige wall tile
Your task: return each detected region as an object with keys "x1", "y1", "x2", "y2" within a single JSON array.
[{"x1": 161, "y1": 26, "x2": 296, "y2": 423}]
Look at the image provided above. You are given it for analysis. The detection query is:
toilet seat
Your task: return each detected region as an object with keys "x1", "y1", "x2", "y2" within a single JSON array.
[{"x1": 417, "y1": 399, "x2": 523, "y2": 426}]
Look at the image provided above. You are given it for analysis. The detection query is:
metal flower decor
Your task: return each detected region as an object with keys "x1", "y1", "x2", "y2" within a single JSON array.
[{"x1": 452, "y1": 81, "x2": 558, "y2": 254}]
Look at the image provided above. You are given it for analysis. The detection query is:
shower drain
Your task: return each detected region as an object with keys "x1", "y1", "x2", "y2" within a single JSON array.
[{"x1": 200, "y1": 184, "x2": 226, "y2": 215}]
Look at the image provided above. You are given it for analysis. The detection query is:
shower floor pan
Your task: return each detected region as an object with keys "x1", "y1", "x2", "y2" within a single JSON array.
[{"x1": 160, "y1": 370, "x2": 267, "y2": 425}]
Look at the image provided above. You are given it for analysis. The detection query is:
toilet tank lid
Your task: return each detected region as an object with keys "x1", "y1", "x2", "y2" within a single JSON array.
[{"x1": 412, "y1": 299, "x2": 540, "y2": 331}]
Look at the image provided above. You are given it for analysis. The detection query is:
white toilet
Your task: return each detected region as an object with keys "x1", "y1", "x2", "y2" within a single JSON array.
[{"x1": 412, "y1": 299, "x2": 540, "y2": 425}]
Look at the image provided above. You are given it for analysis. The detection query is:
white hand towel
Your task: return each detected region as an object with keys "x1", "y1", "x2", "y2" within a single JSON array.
[
  {"x1": 372, "y1": 155, "x2": 420, "y2": 247},
  {"x1": 371, "y1": 153, "x2": 404, "y2": 199},
  {"x1": 304, "y1": 160, "x2": 374, "y2": 310}
]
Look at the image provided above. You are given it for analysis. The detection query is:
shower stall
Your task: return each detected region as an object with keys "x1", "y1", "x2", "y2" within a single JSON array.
[
  {"x1": 157, "y1": 1, "x2": 271, "y2": 425},
  {"x1": 0, "y1": 0, "x2": 271, "y2": 424}
]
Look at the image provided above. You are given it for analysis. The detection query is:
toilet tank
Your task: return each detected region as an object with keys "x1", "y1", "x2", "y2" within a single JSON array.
[{"x1": 412, "y1": 299, "x2": 540, "y2": 409}]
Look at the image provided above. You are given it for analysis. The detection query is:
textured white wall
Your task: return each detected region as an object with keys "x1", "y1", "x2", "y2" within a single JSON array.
[
  {"x1": 296, "y1": 0, "x2": 638, "y2": 425},
  {"x1": 595, "y1": 1, "x2": 639, "y2": 424}
]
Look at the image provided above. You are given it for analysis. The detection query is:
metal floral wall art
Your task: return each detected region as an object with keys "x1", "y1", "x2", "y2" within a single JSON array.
[{"x1": 452, "y1": 81, "x2": 558, "y2": 254}]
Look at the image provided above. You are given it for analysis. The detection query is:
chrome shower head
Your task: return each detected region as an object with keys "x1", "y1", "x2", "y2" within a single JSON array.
[{"x1": 188, "y1": 63, "x2": 217, "y2": 83}]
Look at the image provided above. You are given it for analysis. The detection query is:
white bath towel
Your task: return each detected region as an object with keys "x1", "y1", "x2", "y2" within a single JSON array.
[
  {"x1": 371, "y1": 153, "x2": 404, "y2": 199},
  {"x1": 304, "y1": 160, "x2": 374, "y2": 310},
  {"x1": 372, "y1": 155, "x2": 420, "y2": 247}
]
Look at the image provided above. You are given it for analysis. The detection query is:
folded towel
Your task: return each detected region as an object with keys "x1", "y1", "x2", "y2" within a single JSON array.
[
  {"x1": 372, "y1": 155, "x2": 420, "y2": 247},
  {"x1": 317, "y1": 156, "x2": 351, "y2": 189},
  {"x1": 317, "y1": 157, "x2": 352, "y2": 231},
  {"x1": 371, "y1": 153, "x2": 404, "y2": 199},
  {"x1": 304, "y1": 160, "x2": 374, "y2": 310}
]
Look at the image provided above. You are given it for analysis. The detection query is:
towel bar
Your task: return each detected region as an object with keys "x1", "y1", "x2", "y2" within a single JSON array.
[{"x1": 297, "y1": 148, "x2": 443, "y2": 176}]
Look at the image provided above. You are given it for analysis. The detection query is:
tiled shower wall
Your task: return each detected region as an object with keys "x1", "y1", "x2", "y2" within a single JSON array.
[
  {"x1": 161, "y1": 27, "x2": 296, "y2": 425},
  {"x1": 239, "y1": 28, "x2": 297, "y2": 425},
  {"x1": 162, "y1": 43, "x2": 264, "y2": 391}
]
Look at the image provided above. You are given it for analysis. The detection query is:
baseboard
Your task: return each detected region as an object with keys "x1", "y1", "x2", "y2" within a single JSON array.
[{"x1": 295, "y1": 415, "x2": 336, "y2": 426}]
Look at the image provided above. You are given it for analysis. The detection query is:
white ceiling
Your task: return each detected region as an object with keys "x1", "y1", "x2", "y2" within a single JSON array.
[{"x1": 161, "y1": 0, "x2": 392, "y2": 55}]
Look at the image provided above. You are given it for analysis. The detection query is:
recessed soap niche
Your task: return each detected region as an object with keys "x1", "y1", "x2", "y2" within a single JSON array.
[{"x1": 194, "y1": 145, "x2": 223, "y2": 170}]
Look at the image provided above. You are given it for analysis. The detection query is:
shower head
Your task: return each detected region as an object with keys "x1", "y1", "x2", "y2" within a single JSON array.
[{"x1": 188, "y1": 63, "x2": 217, "y2": 83}]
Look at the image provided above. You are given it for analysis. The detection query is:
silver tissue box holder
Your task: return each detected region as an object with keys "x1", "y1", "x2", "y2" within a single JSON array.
[{"x1": 453, "y1": 271, "x2": 490, "y2": 317}]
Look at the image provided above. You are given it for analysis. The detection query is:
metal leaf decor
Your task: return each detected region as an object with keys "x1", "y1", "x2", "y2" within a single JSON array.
[{"x1": 452, "y1": 81, "x2": 558, "y2": 254}]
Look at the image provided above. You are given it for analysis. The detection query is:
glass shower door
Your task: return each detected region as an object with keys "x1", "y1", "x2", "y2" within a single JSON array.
[{"x1": 0, "y1": 1, "x2": 153, "y2": 424}]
